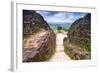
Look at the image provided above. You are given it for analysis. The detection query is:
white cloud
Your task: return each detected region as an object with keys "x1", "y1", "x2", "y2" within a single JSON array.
[{"x1": 36, "y1": 11, "x2": 86, "y2": 24}]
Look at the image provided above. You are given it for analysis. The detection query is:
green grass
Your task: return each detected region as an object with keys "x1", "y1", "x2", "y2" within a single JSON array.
[
  {"x1": 63, "y1": 37, "x2": 91, "y2": 60},
  {"x1": 63, "y1": 37, "x2": 76, "y2": 60},
  {"x1": 64, "y1": 48, "x2": 76, "y2": 60},
  {"x1": 52, "y1": 28, "x2": 58, "y2": 33},
  {"x1": 73, "y1": 37, "x2": 91, "y2": 52},
  {"x1": 50, "y1": 26, "x2": 69, "y2": 33}
]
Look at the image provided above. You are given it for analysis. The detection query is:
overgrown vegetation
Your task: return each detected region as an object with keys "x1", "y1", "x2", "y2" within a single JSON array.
[
  {"x1": 63, "y1": 37, "x2": 77, "y2": 60},
  {"x1": 57, "y1": 26, "x2": 66, "y2": 33},
  {"x1": 73, "y1": 37, "x2": 91, "y2": 52},
  {"x1": 63, "y1": 37, "x2": 91, "y2": 60}
]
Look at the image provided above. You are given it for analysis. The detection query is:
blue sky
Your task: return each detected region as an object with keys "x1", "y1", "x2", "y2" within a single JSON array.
[{"x1": 36, "y1": 11, "x2": 87, "y2": 24}]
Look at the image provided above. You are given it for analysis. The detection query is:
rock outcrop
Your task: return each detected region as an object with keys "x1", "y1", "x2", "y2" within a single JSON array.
[
  {"x1": 23, "y1": 10, "x2": 56, "y2": 62},
  {"x1": 23, "y1": 10, "x2": 50, "y2": 37},
  {"x1": 68, "y1": 14, "x2": 91, "y2": 41},
  {"x1": 64, "y1": 14, "x2": 91, "y2": 60}
]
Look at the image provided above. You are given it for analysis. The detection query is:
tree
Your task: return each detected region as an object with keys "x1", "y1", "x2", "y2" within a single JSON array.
[{"x1": 57, "y1": 26, "x2": 63, "y2": 33}]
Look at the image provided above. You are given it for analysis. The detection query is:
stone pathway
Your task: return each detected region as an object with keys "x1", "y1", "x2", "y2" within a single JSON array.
[{"x1": 49, "y1": 33, "x2": 70, "y2": 61}]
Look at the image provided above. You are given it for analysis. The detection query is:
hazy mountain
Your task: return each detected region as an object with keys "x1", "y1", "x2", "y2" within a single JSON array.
[{"x1": 49, "y1": 23, "x2": 72, "y2": 31}]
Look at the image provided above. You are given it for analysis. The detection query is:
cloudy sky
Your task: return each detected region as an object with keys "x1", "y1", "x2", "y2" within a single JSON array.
[{"x1": 36, "y1": 11, "x2": 87, "y2": 24}]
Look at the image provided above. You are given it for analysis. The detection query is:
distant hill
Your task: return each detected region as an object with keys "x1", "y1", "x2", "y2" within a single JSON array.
[{"x1": 49, "y1": 23, "x2": 72, "y2": 32}]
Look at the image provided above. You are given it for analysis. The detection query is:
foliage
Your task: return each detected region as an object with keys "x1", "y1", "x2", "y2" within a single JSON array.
[
  {"x1": 63, "y1": 37, "x2": 77, "y2": 60},
  {"x1": 74, "y1": 37, "x2": 91, "y2": 52}
]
